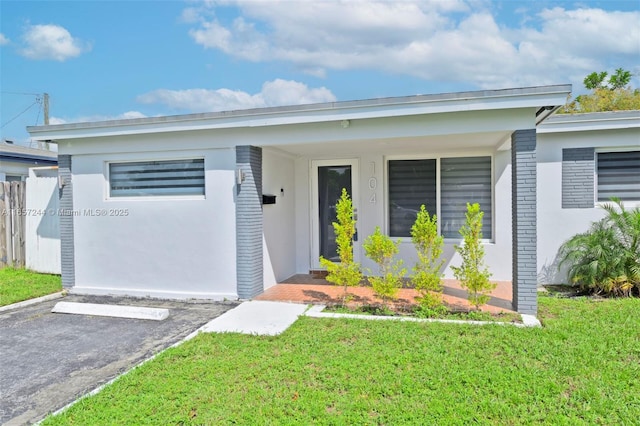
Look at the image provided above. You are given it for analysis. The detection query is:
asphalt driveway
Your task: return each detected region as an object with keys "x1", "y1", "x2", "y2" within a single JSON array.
[{"x1": 0, "y1": 294, "x2": 237, "y2": 425}]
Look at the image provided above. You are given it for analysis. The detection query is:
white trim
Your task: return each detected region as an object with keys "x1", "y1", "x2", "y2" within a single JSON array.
[
  {"x1": 305, "y1": 305, "x2": 540, "y2": 328},
  {"x1": 310, "y1": 159, "x2": 360, "y2": 269},
  {"x1": 538, "y1": 111, "x2": 640, "y2": 134},
  {"x1": 29, "y1": 86, "x2": 571, "y2": 141}
]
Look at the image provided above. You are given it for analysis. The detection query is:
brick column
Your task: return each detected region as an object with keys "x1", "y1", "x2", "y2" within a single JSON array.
[
  {"x1": 58, "y1": 155, "x2": 75, "y2": 288},
  {"x1": 511, "y1": 130, "x2": 537, "y2": 314},
  {"x1": 235, "y1": 146, "x2": 263, "y2": 299}
]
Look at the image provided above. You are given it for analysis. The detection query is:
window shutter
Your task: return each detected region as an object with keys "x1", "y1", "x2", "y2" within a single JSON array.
[
  {"x1": 597, "y1": 151, "x2": 640, "y2": 202},
  {"x1": 109, "y1": 159, "x2": 205, "y2": 197},
  {"x1": 441, "y1": 157, "x2": 492, "y2": 239},
  {"x1": 388, "y1": 159, "x2": 436, "y2": 237}
]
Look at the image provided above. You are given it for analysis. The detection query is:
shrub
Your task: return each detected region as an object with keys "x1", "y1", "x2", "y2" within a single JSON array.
[
  {"x1": 410, "y1": 205, "x2": 445, "y2": 309},
  {"x1": 363, "y1": 226, "x2": 406, "y2": 308},
  {"x1": 559, "y1": 198, "x2": 640, "y2": 296},
  {"x1": 451, "y1": 203, "x2": 496, "y2": 310},
  {"x1": 319, "y1": 188, "x2": 362, "y2": 303}
]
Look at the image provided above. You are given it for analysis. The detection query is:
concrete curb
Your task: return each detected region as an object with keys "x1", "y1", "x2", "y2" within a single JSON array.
[
  {"x1": 51, "y1": 302, "x2": 170, "y2": 321},
  {"x1": 0, "y1": 291, "x2": 65, "y2": 313},
  {"x1": 305, "y1": 305, "x2": 542, "y2": 328}
]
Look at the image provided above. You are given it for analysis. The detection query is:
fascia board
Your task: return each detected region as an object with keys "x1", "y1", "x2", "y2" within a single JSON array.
[
  {"x1": 537, "y1": 112, "x2": 640, "y2": 134},
  {"x1": 28, "y1": 87, "x2": 571, "y2": 141}
]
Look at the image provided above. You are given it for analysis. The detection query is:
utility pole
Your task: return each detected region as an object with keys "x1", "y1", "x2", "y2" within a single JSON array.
[
  {"x1": 43, "y1": 93, "x2": 49, "y2": 125},
  {"x1": 39, "y1": 93, "x2": 51, "y2": 150}
]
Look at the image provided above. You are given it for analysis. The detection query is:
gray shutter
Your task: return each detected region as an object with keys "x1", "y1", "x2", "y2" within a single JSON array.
[
  {"x1": 597, "y1": 151, "x2": 640, "y2": 201},
  {"x1": 388, "y1": 159, "x2": 436, "y2": 237},
  {"x1": 109, "y1": 159, "x2": 205, "y2": 197},
  {"x1": 441, "y1": 156, "x2": 492, "y2": 239}
]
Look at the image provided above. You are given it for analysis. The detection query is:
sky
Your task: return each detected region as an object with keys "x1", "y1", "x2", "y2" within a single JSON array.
[{"x1": 1, "y1": 0, "x2": 639, "y2": 146}]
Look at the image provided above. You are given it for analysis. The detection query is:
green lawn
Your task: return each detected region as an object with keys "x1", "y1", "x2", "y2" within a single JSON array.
[
  {"x1": 0, "y1": 267, "x2": 62, "y2": 306},
  {"x1": 43, "y1": 296, "x2": 639, "y2": 425}
]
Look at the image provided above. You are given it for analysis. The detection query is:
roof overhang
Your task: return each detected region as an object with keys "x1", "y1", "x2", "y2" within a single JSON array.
[
  {"x1": 537, "y1": 110, "x2": 640, "y2": 133},
  {"x1": 0, "y1": 152, "x2": 58, "y2": 165},
  {"x1": 27, "y1": 85, "x2": 571, "y2": 142}
]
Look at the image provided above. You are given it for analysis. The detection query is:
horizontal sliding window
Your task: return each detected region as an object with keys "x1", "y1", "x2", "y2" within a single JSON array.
[
  {"x1": 597, "y1": 151, "x2": 640, "y2": 202},
  {"x1": 388, "y1": 156, "x2": 492, "y2": 239},
  {"x1": 109, "y1": 159, "x2": 205, "y2": 197}
]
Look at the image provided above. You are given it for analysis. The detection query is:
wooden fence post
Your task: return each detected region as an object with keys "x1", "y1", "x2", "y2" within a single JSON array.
[
  {"x1": 0, "y1": 181, "x2": 26, "y2": 268},
  {"x1": 0, "y1": 182, "x2": 7, "y2": 268}
]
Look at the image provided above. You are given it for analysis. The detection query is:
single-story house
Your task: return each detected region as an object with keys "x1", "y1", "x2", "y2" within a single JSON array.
[
  {"x1": 0, "y1": 140, "x2": 58, "y2": 181},
  {"x1": 536, "y1": 110, "x2": 640, "y2": 283},
  {"x1": 26, "y1": 84, "x2": 639, "y2": 315}
]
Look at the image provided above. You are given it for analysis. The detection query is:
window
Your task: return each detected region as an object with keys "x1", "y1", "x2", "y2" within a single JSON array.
[
  {"x1": 597, "y1": 151, "x2": 640, "y2": 202},
  {"x1": 388, "y1": 156, "x2": 492, "y2": 239},
  {"x1": 388, "y1": 159, "x2": 436, "y2": 237},
  {"x1": 109, "y1": 159, "x2": 205, "y2": 197}
]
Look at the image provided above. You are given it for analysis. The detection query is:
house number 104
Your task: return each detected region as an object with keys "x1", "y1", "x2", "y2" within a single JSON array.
[{"x1": 369, "y1": 177, "x2": 377, "y2": 204}]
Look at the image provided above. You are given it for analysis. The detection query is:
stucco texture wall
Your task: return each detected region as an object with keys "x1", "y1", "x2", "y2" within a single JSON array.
[
  {"x1": 70, "y1": 147, "x2": 238, "y2": 299},
  {"x1": 537, "y1": 127, "x2": 640, "y2": 284}
]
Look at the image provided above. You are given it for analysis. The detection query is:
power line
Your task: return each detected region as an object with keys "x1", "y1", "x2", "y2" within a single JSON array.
[
  {"x1": 1, "y1": 91, "x2": 41, "y2": 96},
  {"x1": 1, "y1": 101, "x2": 39, "y2": 129}
]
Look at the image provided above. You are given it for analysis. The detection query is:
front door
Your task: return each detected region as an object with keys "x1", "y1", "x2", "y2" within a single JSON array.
[{"x1": 311, "y1": 159, "x2": 359, "y2": 268}]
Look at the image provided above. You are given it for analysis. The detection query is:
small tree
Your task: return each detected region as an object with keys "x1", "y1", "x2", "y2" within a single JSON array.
[
  {"x1": 363, "y1": 227, "x2": 406, "y2": 309},
  {"x1": 319, "y1": 188, "x2": 362, "y2": 303},
  {"x1": 410, "y1": 205, "x2": 445, "y2": 309},
  {"x1": 451, "y1": 203, "x2": 496, "y2": 310},
  {"x1": 560, "y1": 68, "x2": 640, "y2": 113}
]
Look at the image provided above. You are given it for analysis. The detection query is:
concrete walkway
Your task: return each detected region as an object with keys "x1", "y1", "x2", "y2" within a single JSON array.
[{"x1": 199, "y1": 300, "x2": 308, "y2": 336}]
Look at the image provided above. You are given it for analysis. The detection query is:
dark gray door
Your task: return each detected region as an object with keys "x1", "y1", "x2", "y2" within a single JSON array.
[{"x1": 318, "y1": 165, "x2": 352, "y2": 261}]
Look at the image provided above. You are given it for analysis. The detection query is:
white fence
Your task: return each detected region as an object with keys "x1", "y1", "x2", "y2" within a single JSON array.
[{"x1": 25, "y1": 167, "x2": 61, "y2": 274}]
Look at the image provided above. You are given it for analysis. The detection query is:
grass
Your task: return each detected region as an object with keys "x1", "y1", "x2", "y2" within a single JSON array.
[
  {"x1": 0, "y1": 267, "x2": 62, "y2": 306},
  {"x1": 43, "y1": 295, "x2": 640, "y2": 425}
]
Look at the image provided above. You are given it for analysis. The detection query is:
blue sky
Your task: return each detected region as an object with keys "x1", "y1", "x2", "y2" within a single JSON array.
[{"x1": 1, "y1": 0, "x2": 639, "y2": 145}]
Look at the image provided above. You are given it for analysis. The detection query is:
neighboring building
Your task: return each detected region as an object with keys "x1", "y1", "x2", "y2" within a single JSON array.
[
  {"x1": 28, "y1": 85, "x2": 575, "y2": 315},
  {"x1": 536, "y1": 111, "x2": 640, "y2": 283},
  {"x1": 0, "y1": 140, "x2": 58, "y2": 181}
]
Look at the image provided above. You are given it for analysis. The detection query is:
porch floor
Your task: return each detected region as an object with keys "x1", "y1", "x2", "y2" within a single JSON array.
[{"x1": 254, "y1": 275, "x2": 514, "y2": 314}]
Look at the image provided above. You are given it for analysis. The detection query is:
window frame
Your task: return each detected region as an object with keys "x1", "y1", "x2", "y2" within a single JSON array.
[
  {"x1": 595, "y1": 148, "x2": 640, "y2": 206},
  {"x1": 106, "y1": 157, "x2": 206, "y2": 200},
  {"x1": 385, "y1": 152, "x2": 495, "y2": 242}
]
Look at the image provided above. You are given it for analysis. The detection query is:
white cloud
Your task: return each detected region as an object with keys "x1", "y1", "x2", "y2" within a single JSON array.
[
  {"x1": 0, "y1": 33, "x2": 9, "y2": 46},
  {"x1": 20, "y1": 24, "x2": 91, "y2": 61},
  {"x1": 50, "y1": 111, "x2": 146, "y2": 125},
  {"x1": 136, "y1": 79, "x2": 337, "y2": 112},
  {"x1": 185, "y1": 1, "x2": 640, "y2": 89}
]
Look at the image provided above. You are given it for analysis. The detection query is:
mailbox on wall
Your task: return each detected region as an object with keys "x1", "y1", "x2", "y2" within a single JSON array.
[{"x1": 262, "y1": 194, "x2": 276, "y2": 205}]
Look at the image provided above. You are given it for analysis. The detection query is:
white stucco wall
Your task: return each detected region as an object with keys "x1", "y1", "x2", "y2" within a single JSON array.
[
  {"x1": 25, "y1": 167, "x2": 61, "y2": 274},
  {"x1": 536, "y1": 126, "x2": 640, "y2": 284},
  {"x1": 293, "y1": 144, "x2": 514, "y2": 281},
  {"x1": 262, "y1": 149, "x2": 297, "y2": 286},
  {"x1": 65, "y1": 139, "x2": 238, "y2": 300},
  {"x1": 51, "y1": 104, "x2": 549, "y2": 297}
]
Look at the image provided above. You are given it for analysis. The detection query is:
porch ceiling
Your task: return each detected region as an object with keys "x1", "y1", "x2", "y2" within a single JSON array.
[{"x1": 271, "y1": 130, "x2": 511, "y2": 157}]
